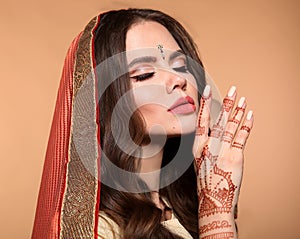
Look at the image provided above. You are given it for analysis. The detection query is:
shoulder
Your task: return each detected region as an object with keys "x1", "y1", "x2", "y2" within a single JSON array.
[
  {"x1": 98, "y1": 211, "x2": 122, "y2": 239},
  {"x1": 97, "y1": 206, "x2": 193, "y2": 239},
  {"x1": 161, "y1": 219, "x2": 193, "y2": 239},
  {"x1": 160, "y1": 197, "x2": 193, "y2": 239}
]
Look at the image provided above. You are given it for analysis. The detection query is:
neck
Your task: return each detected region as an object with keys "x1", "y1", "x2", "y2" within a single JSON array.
[{"x1": 139, "y1": 142, "x2": 164, "y2": 192}]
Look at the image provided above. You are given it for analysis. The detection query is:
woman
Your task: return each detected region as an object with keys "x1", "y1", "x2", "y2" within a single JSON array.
[{"x1": 32, "y1": 9, "x2": 253, "y2": 239}]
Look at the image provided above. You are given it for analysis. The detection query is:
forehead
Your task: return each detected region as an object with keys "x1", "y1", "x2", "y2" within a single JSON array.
[{"x1": 126, "y1": 21, "x2": 180, "y2": 51}]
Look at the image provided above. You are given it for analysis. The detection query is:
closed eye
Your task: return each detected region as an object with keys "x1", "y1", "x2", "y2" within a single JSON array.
[
  {"x1": 173, "y1": 66, "x2": 188, "y2": 73},
  {"x1": 130, "y1": 72, "x2": 155, "y2": 81}
]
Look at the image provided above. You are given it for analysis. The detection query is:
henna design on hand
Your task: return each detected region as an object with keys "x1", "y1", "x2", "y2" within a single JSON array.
[
  {"x1": 194, "y1": 145, "x2": 218, "y2": 175},
  {"x1": 240, "y1": 125, "x2": 251, "y2": 133},
  {"x1": 200, "y1": 220, "x2": 232, "y2": 234},
  {"x1": 228, "y1": 106, "x2": 245, "y2": 125},
  {"x1": 193, "y1": 88, "x2": 254, "y2": 239},
  {"x1": 199, "y1": 165, "x2": 237, "y2": 218},
  {"x1": 221, "y1": 131, "x2": 234, "y2": 144},
  {"x1": 197, "y1": 146, "x2": 237, "y2": 218},
  {"x1": 196, "y1": 126, "x2": 206, "y2": 136},
  {"x1": 196, "y1": 93, "x2": 211, "y2": 136},
  {"x1": 221, "y1": 98, "x2": 247, "y2": 145},
  {"x1": 232, "y1": 142, "x2": 244, "y2": 150},
  {"x1": 223, "y1": 98, "x2": 234, "y2": 112},
  {"x1": 210, "y1": 97, "x2": 234, "y2": 139},
  {"x1": 210, "y1": 124, "x2": 224, "y2": 138},
  {"x1": 201, "y1": 232, "x2": 234, "y2": 239}
]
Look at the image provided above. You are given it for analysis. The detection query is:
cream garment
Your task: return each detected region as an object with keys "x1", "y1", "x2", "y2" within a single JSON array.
[{"x1": 98, "y1": 210, "x2": 193, "y2": 239}]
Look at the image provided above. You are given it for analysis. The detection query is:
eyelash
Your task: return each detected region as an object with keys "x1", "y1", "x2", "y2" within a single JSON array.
[
  {"x1": 130, "y1": 66, "x2": 188, "y2": 82},
  {"x1": 173, "y1": 65, "x2": 188, "y2": 73},
  {"x1": 131, "y1": 72, "x2": 155, "y2": 81}
]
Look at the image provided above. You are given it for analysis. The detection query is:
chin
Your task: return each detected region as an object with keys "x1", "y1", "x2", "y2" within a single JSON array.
[{"x1": 166, "y1": 125, "x2": 196, "y2": 138}]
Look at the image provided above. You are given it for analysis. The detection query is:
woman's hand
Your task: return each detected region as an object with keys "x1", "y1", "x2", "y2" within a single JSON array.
[{"x1": 193, "y1": 85, "x2": 254, "y2": 238}]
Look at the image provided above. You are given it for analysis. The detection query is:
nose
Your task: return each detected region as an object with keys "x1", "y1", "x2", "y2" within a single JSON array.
[{"x1": 165, "y1": 71, "x2": 187, "y2": 94}]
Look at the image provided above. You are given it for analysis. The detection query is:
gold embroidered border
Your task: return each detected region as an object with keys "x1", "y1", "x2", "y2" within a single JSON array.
[{"x1": 60, "y1": 16, "x2": 100, "y2": 239}]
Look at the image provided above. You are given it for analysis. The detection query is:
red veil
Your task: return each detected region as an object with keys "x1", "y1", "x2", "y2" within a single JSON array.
[{"x1": 32, "y1": 16, "x2": 101, "y2": 238}]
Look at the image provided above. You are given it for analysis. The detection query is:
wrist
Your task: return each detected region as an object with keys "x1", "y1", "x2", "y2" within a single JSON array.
[{"x1": 199, "y1": 213, "x2": 237, "y2": 239}]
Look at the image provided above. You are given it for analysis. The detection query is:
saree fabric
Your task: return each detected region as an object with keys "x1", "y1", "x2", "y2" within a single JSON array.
[{"x1": 32, "y1": 16, "x2": 101, "y2": 238}]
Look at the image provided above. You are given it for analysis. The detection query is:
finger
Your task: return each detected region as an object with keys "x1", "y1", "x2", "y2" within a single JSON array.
[
  {"x1": 222, "y1": 97, "x2": 246, "y2": 145},
  {"x1": 196, "y1": 84, "x2": 212, "y2": 137},
  {"x1": 194, "y1": 148, "x2": 207, "y2": 189},
  {"x1": 193, "y1": 85, "x2": 212, "y2": 157},
  {"x1": 201, "y1": 146, "x2": 209, "y2": 189},
  {"x1": 211, "y1": 86, "x2": 236, "y2": 139},
  {"x1": 232, "y1": 110, "x2": 254, "y2": 151}
]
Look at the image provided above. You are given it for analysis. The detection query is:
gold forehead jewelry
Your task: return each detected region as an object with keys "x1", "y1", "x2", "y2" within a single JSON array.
[{"x1": 157, "y1": 44, "x2": 165, "y2": 60}]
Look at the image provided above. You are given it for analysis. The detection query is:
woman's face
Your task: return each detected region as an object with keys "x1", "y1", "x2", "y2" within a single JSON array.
[{"x1": 126, "y1": 21, "x2": 199, "y2": 136}]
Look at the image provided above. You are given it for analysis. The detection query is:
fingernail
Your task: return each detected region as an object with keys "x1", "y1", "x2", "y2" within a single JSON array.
[
  {"x1": 246, "y1": 110, "x2": 253, "y2": 120},
  {"x1": 203, "y1": 85, "x2": 211, "y2": 97},
  {"x1": 238, "y1": 97, "x2": 245, "y2": 107},
  {"x1": 228, "y1": 86, "x2": 236, "y2": 97}
]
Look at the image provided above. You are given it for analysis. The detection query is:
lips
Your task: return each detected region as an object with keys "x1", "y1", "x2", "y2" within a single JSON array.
[{"x1": 168, "y1": 96, "x2": 196, "y2": 114}]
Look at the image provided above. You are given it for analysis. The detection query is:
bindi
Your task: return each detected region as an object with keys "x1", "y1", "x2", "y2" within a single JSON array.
[{"x1": 157, "y1": 44, "x2": 165, "y2": 60}]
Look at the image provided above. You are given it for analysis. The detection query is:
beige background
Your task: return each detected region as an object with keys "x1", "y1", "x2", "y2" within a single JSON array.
[{"x1": 0, "y1": 0, "x2": 299, "y2": 238}]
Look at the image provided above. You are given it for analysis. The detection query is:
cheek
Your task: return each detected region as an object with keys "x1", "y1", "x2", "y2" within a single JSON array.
[
  {"x1": 133, "y1": 90, "x2": 155, "y2": 107},
  {"x1": 132, "y1": 84, "x2": 169, "y2": 109},
  {"x1": 186, "y1": 78, "x2": 200, "y2": 109},
  {"x1": 137, "y1": 104, "x2": 170, "y2": 135},
  {"x1": 138, "y1": 104, "x2": 198, "y2": 136},
  {"x1": 132, "y1": 85, "x2": 171, "y2": 134},
  {"x1": 138, "y1": 104, "x2": 168, "y2": 124},
  {"x1": 178, "y1": 114, "x2": 198, "y2": 133}
]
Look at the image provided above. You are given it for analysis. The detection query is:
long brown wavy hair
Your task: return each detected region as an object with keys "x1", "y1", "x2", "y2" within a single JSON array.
[{"x1": 94, "y1": 9, "x2": 206, "y2": 239}]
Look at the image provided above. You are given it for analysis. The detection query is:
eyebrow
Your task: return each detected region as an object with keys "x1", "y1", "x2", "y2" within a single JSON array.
[
  {"x1": 128, "y1": 56, "x2": 157, "y2": 68},
  {"x1": 169, "y1": 49, "x2": 186, "y2": 62},
  {"x1": 127, "y1": 49, "x2": 185, "y2": 68}
]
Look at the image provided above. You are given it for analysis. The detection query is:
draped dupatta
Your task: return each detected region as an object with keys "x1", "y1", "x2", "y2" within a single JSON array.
[{"x1": 32, "y1": 16, "x2": 101, "y2": 238}]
